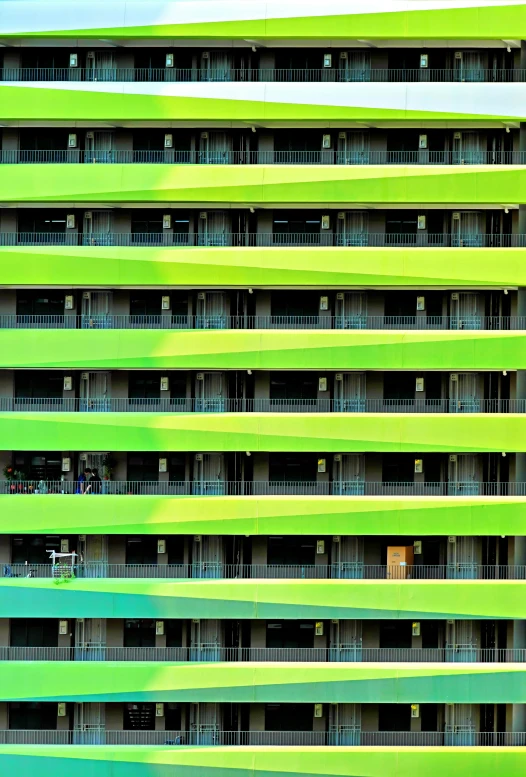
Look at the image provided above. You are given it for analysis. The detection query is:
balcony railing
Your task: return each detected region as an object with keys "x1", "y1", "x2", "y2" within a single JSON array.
[
  {"x1": 1, "y1": 67, "x2": 524, "y2": 83},
  {"x1": 0, "y1": 398, "x2": 524, "y2": 414},
  {"x1": 0, "y1": 233, "x2": 523, "y2": 248},
  {"x1": 1, "y1": 150, "x2": 525, "y2": 166},
  {"x1": 2, "y1": 563, "x2": 524, "y2": 580},
  {"x1": 0, "y1": 729, "x2": 524, "y2": 746},
  {"x1": 0, "y1": 315, "x2": 522, "y2": 331},
  {"x1": 1, "y1": 480, "x2": 524, "y2": 497},
  {"x1": 0, "y1": 646, "x2": 523, "y2": 663}
]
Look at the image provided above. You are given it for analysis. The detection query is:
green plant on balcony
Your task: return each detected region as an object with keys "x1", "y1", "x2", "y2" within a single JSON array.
[
  {"x1": 102, "y1": 454, "x2": 117, "y2": 480},
  {"x1": 52, "y1": 563, "x2": 76, "y2": 585},
  {"x1": 3, "y1": 465, "x2": 24, "y2": 481}
]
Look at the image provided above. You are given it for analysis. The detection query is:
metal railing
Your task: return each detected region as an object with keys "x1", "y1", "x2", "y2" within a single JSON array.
[
  {"x1": 0, "y1": 233, "x2": 524, "y2": 248},
  {"x1": 1, "y1": 646, "x2": 524, "y2": 663},
  {"x1": 1, "y1": 67, "x2": 524, "y2": 83},
  {"x1": 1, "y1": 397, "x2": 525, "y2": 414},
  {"x1": 0, "y1": 315, "x2": 523, "y2": 331},
  {"x1": 2, "y1": 562, "x2": 524, "y2": 580},
  {"x1": 2, "y1": 149, "x2": 526, "y2": 166},
  {"x1": 1, "y1": 480, "x2": 525, "y2": 497},
  {"x1": 0, "y1": 729, "x2": 524, "y2": 746}
]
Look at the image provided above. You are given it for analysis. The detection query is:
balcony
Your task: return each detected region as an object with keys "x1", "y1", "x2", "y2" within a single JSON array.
[
  {"x1": 0, "y1": 729, "x2": 524, "y2": 746},
  {"x1": 0, "y1": 314, "x2": 522, "y2": 331},
  {"x1": 1, "y1": 233, "x2": 523, "y2": 248},
  {"x1": 2, "y1": 562, "x2": 523, "y2": 580},
  {"x1": 0, "y1": 646, "x2": 523, "y2": 663},
  {"x1": 2, "y1": 149, "x2": 526, "y2": 166},
  {"x1": 1, "y1": 67, "x2": 524, "y2": 84},
  {"x1": 0, "y1": 398, "x2": 523, "y2": 414},
  {"x1": 2, "y1": 481, "x2": 525, "y2": 497}
]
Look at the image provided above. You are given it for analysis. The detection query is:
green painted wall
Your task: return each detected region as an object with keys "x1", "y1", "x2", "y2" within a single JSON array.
[
  {"x1": 2, "y1": 661, "x2": 526, "y2": 703},
  {"x1": 0, "y1": 245, "x2": 523, "y2": 288},
  {"x1": 1, "y1": 85, "x2": 523, "y2": 123},
  {"x1": 6, "y1": 3, "x2": 526, "y2": 40},
  {"x1": 1, "y1": 494, "x2": 524, "y2": 536},
  {"x1": 0, "y1": 747, "x2": 525, "y2": 777},
  {"x1": 0, "y1": 412, "x2": 524, "y2": 452},
  {"x1": 0, "y1": 579, "x2": 524, "y2": 620},
  {"x1": 3, "y1": 164, "x2": 526, "y2": 205},
  {"x1": 0, "y1": 330, "x2": 524, "y2": 370}
]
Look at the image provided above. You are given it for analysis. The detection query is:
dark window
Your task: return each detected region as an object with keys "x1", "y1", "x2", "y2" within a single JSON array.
[
  {"x1": 10, "y1": 619, "x2": 58, "y2": 648},
  {"x1": 267, "y1": 536, "x2": 316, "y2": 566},
  {"x1": 18, "y1": 212, "x2": 68, "y2": 235},
  {"x1": 269, "y1": 454, "x2": 317, "y2": 483},
  {"x1": 166, "y1": 620, "x2": 183, "y2": 648},
  {"x1": 265, "y1": 703, "x2": 313, "y2": 732},
  {"x1": 166, "y1": 537, "x2": 184, "y2": 565},
  {"x1": 124, "y1": 620, "x2": 155, "y2": 648},
  {"x1": 270, "y1": 373, "x2": 317, "y2": 401},
  {"x1": 17, "y1": 291, "x2": 65, "y2": 316},
  {"x1": 127, "y1": 454, "x2": 159, "y2": 482},
  {"x1": 10, "y1": 702, "x2": 57, "y2": 730},
  {"x1": 124, "y1": 703, "x2": 155, "y2": 730},
  {"x1": 12, "y1": 535, "x2": 64, "y2": 564},
  {"x1": 266, "y1": 621, "x2": 315, "y2": 649},
  {"x1": 165, "y1": 703, "x2": 182, "y2": 730},
  {"x1": 379, "y1": 621, "x2": 411, "y2": 649},
  {"x1": 129, "y1": 373, "x2": 161, "y2": 400},
  {"x1": 379, "y1": 704, "x2": 410, "y2": 732},
  {"x1": 15, "y1": 371, "x2": 63, "y2": 400},
  {"x1": 382, "y1": 454, "x2": 414, "y2": 484},
  {"x1": 125, "y1": 537, "x2": 158, "y2": 565},
  {"x1": 271, "y1": 290, "x2": 319, "y2": 317}
]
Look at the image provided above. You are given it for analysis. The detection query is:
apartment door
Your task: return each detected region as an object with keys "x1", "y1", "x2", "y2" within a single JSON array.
[
  {"x1": 449, "y1": 373, "x2": 480, "y2": 413},
  {"x1": 198, "y1": 211, "x2": 230, "y2": 246},
  {"x1": 452, "y1": 131, "x2": 484, "y2": 165},
  {"x1": 339, "y1": 51, "x2": 371, "y2": 82},
  {"x1": 86, "y1": 50, "x2": 116, "y2": 81},
  {"x1": 81, "y1": 290, "x2": 112, "y2": 328},
  {"x1": 192, "y1": 535, "x2": 224, "y2": 579},
  {"x1": 447, "y1": 536, "x2": 478, "y2": 580},
  {"x1": 445, "y1": 703, "x2": 476, "y2": 745},
  {"x1": 333, "y1": 454, "x2": 365, "y2": 495},
  {"x1": 330, "y1": 620, "x2": 363, "y2": 661},
  {"x1": 332, "y1": 536, "x2": 364, "y2": 580},
  {"x1": 450, "y1": 292, "x2": 482, "y2": 329},
  {"x1": 83, "y1": 211, "x2": 114, "y2": 247},
  {"x1": 201, "y1": 51, "x2": 232, "y2": 81},
  {"x1": 190, "y1": 619, "x2": 222, "y2": 661},
  {"x1": 454, "y1": 50, "x2": 484, "y2": 82},
  {"x1": 334, "y1": 372, "x2": 366, "y2": 412},
  {"x1": 337, "y1": 131, "x2": 370, "y2": 164},
  {"x1": 200, "y1": 131, "x2": 233, "y2": 164},
  {"x1": 74, "y1": 702, "x2": 106, "y2": 743},
  {"x1": 329, "y1": 703, "x2": 361, "y2": 744},
  {"x1": 193, "y1": 453, "x2": 226, "y2": 495},
  {"x1": 79, "y1": 371, "x2": 111, "y2": 412},
  {"x1": 336, "y1": 212, "x2": 369, "y2": 247},
  {"x1": 448, "y1": 454, "x2": 481, "y2": 496},
  {"x1": 335, "y1": 292, "x2": 367, "y2": 327},
  {"x1": 196, "y1": 291, "x2": 228, "y2": 328},
  {"x1": 451, "y1": 212, "x2": 483, "y2": 248},
  {"x1": 75, "y1": 618, "x2": 106, "y2": 660},
  {"x1": 84, "y1": 130, "x2": 114, "y2": 163},
  {"x1": 190, "y1": 703, "x2": 221, "y2": 744},
  {"x1": 82, "y1": 533, "x2": 109, "y2": 577},
  {"x1": 195, "y1": 372, "x2": 227, "y2": 412}
]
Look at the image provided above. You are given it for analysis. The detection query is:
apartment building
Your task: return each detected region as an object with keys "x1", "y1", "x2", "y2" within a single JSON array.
[{"x1": 2, "y1": 1, "x2": 526, "y2": 775}]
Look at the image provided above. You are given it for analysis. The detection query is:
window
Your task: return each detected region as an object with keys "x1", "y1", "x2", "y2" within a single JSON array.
[{"x1": 124, "y1": 620, "x2": 155, "y2": 648}]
